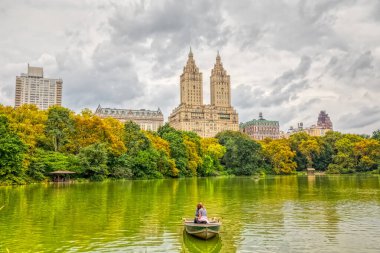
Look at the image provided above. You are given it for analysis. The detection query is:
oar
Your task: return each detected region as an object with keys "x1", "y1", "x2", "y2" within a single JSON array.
[{"x1": 0, "y1": 205, "x2": 4, "y2": 211}]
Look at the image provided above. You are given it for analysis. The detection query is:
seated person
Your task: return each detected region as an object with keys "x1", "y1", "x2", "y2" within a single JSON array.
[
  {"x1": 198, "y1": 204, "x2": 209, "y2": 224},
  {"x1": 194, "y1": 203, "x2": 202, "y2": 223}
]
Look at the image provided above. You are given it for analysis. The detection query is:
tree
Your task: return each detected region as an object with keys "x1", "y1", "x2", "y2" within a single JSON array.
[
  {"x1": 288, "y1": 132, "x2": 310, "y2": 170},
  {"x1": 45, "y1": 106, "x2": 74, "y2": 152},
  {"x1": 217, "y1": 131, "x2": 263, "y2": 175},
  {"x1": 158, "y1": 124, "x2": 190, "y2": 176},
  {"x1": 262, "y1": 139, "x2": 297, "y2": 174},
  {"x1": 372, "y1": 129, "x2": 380, "y2": 141},
  {"x1": 6, "y1": 104, "x2": 47, "y2": 151},
  {"x1": 327, "y1": 134, "x2": 363, "y2": 173},
  {"x1": 0, "y1": 115, "x2": 27, "y2": 184},
  {"x1": 124, "y1": 150, "x2": 164, "y2": 179},
  {"x1": 183, "y1": 132, "x2": 202, "y2": 175},
  {"x1": 124, "y1": 121, "x2": 150, "y2": 154},
  {"x1": 28, "y1": 149, "x2": 70, "y2": 181},
  {"x1": 78, "y1": 143, "x2": 109, "y2": 180},
  {"x1": 199, "y1": 138, "x2": 226, "y2": 176},
  {"x1": 145, "y1": 131, "x2": 179, "y2": 177},
  {"x1": 68, "y1": 113, "x2": 126, "y2": 155},
  {"x1": 353, "y1": 139, "x2": 380, "y2": 172},
  {"x1": 299, "y1": 138, "x2": 321, "y2": 168}
]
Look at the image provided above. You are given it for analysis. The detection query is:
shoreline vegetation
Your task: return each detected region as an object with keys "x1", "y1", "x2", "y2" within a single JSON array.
[{"x1": 0, "y1": 104, "x2": 379, "y2": 185}]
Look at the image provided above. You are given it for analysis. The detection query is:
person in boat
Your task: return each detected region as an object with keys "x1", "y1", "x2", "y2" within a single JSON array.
[
  {"x1": 194, "y1": 203, "x2": 202, "y2": 223},
  {"x1": 198, "y1": 203, "x2": 209, "y2": 224}
]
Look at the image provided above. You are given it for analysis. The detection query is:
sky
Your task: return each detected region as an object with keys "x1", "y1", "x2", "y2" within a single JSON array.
[{"x1": 0, "y1": 0, "x2": 379, "y2": 134}]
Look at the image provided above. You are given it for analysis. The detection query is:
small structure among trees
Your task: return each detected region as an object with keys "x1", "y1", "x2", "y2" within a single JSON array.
[{"x1": 49, "y1": 170, "x2": 76, "y2": 182}]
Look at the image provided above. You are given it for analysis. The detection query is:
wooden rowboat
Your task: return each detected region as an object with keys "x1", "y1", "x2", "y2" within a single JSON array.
[{"x1": 183, "y1": 218, "x2": 221, "y2": 240}]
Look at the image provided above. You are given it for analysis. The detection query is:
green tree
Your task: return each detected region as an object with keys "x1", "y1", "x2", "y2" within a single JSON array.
[
  {"x1": 28, "y1": 149, "x2": 70, "y2": 181},
  {"x1": 158, "y1": 124, "x2": 190, "y2": 176},
  {"x1": 0, "y1": 115, "x2": 27, "y2": 184},
  {"x1": 145, "y1": 131, "x2": 179, "y2": 177},
  {"x1": 372, "y1": 129, "x2": 380, "y2": 141},
  {"x1": 289, "y1": 132, "x2": 309, "y2": 170},
  {"x1": 312, "y1": 140, "x2": 334, "y2": 171},
  {"x1": 199, "y1": 138, "x2": 226, "y2": 176},
  {"x1": 124, "y1": 121, "x2": 150, "y2": 154},
  {"x1": 327, "y1": 134, "x2": 363, "y2": 173},
  {"x1": 217, "y1": 131, "x2": 263, "y2": 175},
  {"x1": 127, "y1": 150, "x2": 163, "y2": 179},
  {"x1": 78, "y1": 143, "x2": 109, "y2": 180},
  {"x1": 45, "y1": 106, "x2": 74, "y2": 152}
]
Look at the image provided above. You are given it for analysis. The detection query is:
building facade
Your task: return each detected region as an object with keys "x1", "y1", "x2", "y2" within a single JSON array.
[
  {"x1": 168, "y1": 50, "x2": 239, "y2": 137},
  {"x1": 240, "y1": 112, "x2": 280, "y2": 140},
  {"x1": 15, "y1": 65, "x2": 62, "y2": 110},
  {"x1": 317, "y1": 110, "x2": 333, "y2": 129},
  {"x1": 95, "y1": 105, "x2": 164, "y2": 131},
  {"x1": 285, "y1": 111, "x2": 333, "y2": 137}
]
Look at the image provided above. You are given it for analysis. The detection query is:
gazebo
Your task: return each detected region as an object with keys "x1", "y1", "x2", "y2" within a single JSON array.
[
  {"x1": 49, "y1": 170, "x2": 76, "y2": 182},
  {"x1": 307, "y1": 168, "x2": 315, "y2": 176}
]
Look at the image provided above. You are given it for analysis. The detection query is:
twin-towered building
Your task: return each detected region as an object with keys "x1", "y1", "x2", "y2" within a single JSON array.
[
  {"x1": 14, "y1": 55, "x2": 331, "y2": 139},
  {"x1": 168, "y1": 50, "x2": 239, "y2": 137}
]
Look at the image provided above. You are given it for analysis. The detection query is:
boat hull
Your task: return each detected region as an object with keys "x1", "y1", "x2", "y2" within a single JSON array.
[{"x1": 184, "y1": 219, "x2": 221, "y2": 240}]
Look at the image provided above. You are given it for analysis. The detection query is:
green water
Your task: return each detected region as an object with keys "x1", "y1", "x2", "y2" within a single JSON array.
[{"x1": 1, "y1": 175, "x2": 380, "y2": 252}]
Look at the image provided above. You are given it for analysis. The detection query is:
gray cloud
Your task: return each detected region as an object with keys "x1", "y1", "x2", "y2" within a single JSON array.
[
  {"x1": 338, "y1": 106, "x2": 380, "y2": 130},
  {"x1": 107, "y1": 0, "x2": 230, "y2": 77},
  {"x1": 233, "y1": 56, "x2": 312, "y2": 109},
  {"x1": 349, "y1": 51, "x2": 374, "y2": 78}
]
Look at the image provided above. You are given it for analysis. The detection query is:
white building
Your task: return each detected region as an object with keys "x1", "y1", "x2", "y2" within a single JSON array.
[
  {"x1": 95, "y1": 105, "x2": 164, "y2": 131},
  {"x1": 15, "y1": 65, "x2": 62, "y2": 110}
]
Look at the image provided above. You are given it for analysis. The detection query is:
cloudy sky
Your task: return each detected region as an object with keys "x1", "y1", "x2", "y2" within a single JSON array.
[{"x1": 0, "y1": 0, "x2": 379, "y2": 134}]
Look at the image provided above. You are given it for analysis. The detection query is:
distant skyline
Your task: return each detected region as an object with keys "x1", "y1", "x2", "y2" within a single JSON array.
[{"x1": 0, "y1": 0, "x2": 379, "y2": 134}]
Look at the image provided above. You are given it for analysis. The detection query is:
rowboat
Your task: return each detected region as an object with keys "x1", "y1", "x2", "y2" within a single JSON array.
[
  {"x1": 183, "y1": 218, "x2": 221, "y2": 240},
  {"x1": 182, "y1": 229, "x2": 222, "y2": 253}
]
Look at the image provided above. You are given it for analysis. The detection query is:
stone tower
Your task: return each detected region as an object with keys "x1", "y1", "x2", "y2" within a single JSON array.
[
  {"x1": 180, "y1": 48, "x2": 203, "y2": 105},
  {"x1": 169, "y1": 49, "x2": 239, "y2": 137},
  {"x1": 210, "y1": 51, "x2": 231, "y2": 107},
  {"x1": 317, "y1": 111, "x2": 333, "y2": 129}
]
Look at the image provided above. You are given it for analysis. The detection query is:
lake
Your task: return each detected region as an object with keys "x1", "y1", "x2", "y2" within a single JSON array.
[{"x1": 1, "y1": 175, "x2": 380, "y2": 252}]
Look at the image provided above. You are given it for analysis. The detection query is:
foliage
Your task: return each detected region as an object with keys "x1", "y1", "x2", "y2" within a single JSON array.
[
  {"x1": 145, "y1": 131, "x2": 179, "y2": 177},
  {"x1": 67, "y1": 113, "x2": 126, "y2": 155},
  {"x1": 78, "y1": 143, "x2": 109, "y2": 180},
  {"x1": 0, "y1": 115, "x2": 27, "y2": 184},
  {"x1": 28, "y1": 149, "x2": 70, "y2": 181},
  {"x1": 124, "y1": 121, "x2": 150, "y2": 154},
  {"x1": 261, "y1": 138, "x2": 297, "y2": 174},
  {"x1": 158, "y1": 124, "x2": 190, "y2": 176},
  {"x1": 1, "y1": 104, "x2": 379, "y2": 184},
  {"x1": 216, "y1": 131, "x2": 264, "y2": 175},
  {"x1": 45, "y1": 106, "x2": 74, "y2": 152},
  {"x1": 199, "y1": 138, "x2": 226, "y2": 176},
  {"x1": 288, "y1": 132, "x2": 309, "y2": 170},
  {"x1": 372, "y1": 129, "x2": 380, "y2": 141},
  {"x1": 298, "y1": 138, "x2": 321, "y2": 168}
]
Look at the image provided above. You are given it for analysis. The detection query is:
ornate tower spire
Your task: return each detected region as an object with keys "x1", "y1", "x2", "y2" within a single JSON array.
[
  {"x1": 210, "y1": 51, "x2": 231, "y2": 107},
  {"x1": 180, "y1": 49, "x2": 203, "y2": 106},
  {"x1": 216, "y1": 50, "x2": 221, "y2": 63}
]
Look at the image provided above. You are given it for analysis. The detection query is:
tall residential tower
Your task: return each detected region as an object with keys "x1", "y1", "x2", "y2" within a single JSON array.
[{"x1": 15, "y1": 65, "x2": 62, "y2": 110}]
